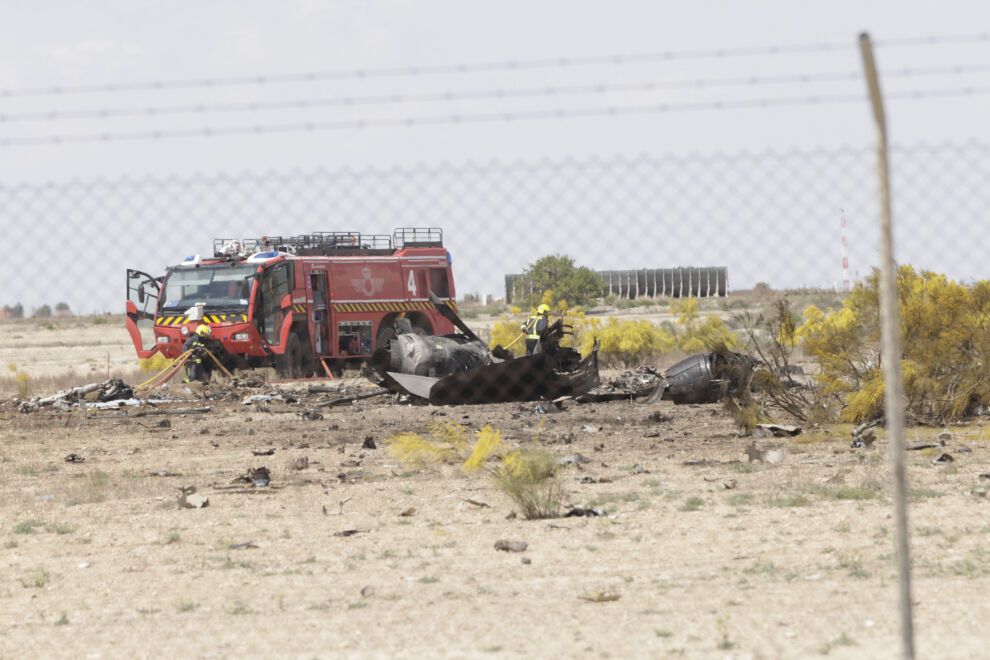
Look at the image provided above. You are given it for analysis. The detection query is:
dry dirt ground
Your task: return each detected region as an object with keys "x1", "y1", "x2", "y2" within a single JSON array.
[{"x1": 2, "y1": 319, "x2": 990, "y2": 658}]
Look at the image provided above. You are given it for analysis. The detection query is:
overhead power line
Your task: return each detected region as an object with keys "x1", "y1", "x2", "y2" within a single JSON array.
[
  {"x1": 4, "y1": 63, "x2": 990, "y2": 125},
  {"x1": 2, "y1": 84, "x2": 989, "y2": 148},
  {"x1": 1, "y1": 32, "x2": 987, "y2": 100}
]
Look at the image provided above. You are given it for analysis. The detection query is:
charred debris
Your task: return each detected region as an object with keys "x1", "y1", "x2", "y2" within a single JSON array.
[
  {"x1": 366, "y1": 294, "x2": 754, "y2": 407},
  {"x1": 367, "y1": 294, "x2": 600, "y2": 405}
]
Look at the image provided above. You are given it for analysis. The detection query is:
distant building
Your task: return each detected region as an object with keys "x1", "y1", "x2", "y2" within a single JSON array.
[{"x1": 504, "y1": 267, "x2": 728, "y2": 304}]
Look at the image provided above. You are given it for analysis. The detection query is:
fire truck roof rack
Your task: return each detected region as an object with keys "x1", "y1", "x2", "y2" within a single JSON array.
[
  {"x1": 213, "y1": 228, "x2": 443, "y2": 258},
  {"x1": 394, "y1": 227, "x2": 443, "y2": 248},
  {"x1": 213, "y1": 233, "x2": 394, "y2": 257}
]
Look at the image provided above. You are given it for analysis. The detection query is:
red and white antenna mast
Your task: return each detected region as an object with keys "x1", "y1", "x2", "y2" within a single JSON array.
[{"x1": 840, "y1": 209, "x2": 851, "y2": 292}]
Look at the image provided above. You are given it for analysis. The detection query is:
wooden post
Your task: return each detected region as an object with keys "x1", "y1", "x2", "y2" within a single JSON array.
[{"x1": 859, "y1": 31, "x2": 915, "y2": 660}]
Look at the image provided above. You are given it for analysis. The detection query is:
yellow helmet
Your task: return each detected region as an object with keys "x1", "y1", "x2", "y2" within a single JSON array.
[
  {"x1": 195, "y1": 325, "x2": 212, "y2": 337},
  {"x1": 537, "y1": 304, "x2": 550, "y2": 314}
]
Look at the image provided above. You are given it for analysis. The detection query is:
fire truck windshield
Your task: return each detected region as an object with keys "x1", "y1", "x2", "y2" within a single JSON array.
[{"x1": 161, "y1": 265, "x2": 256, "y2": 311}]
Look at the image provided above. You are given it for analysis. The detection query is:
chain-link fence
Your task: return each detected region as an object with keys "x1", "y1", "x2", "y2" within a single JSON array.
[{"x1": 3, "y1": 140, "x2": 987, "y2": 316}]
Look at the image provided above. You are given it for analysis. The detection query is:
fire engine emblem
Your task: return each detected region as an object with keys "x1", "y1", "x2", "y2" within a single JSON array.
[{"x1": 351, "y1": 267, "x2": 385, "y2": 297}]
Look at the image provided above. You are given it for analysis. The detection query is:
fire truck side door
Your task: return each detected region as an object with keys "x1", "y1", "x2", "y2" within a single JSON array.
[
  {"x1": 125, "y1": 269, "x2": 160, "y2": 358},
  {"x1": 255, "y1": 262, "x2": 291, "y2": 346}
]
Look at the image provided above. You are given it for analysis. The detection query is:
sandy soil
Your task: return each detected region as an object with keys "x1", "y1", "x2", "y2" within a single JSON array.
[
  {"x1": 0, "y1": 316, "x2": 135, "y2": 384},
  {"x1": 2, "y1": 318, "x2": 990, "y2": 658}
]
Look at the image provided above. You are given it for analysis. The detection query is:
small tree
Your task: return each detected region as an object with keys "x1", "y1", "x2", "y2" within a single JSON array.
[
  {"x1": 33, "y1": 305, "x2": 52, "y2": 319},
  {"x1": 54, "y1": 302, "x2": 72, "y2": 316},
  {"x1": 524, "y1": 254, "x2": 601, "y2": 308}
]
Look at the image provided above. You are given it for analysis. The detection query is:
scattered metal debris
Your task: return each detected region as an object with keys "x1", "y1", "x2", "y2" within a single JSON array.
[
  {"x1": 229, "y1": 541, "x2": 259, "y2": 550},
  {"x1": 252, "y1": 448, "x2": 276, "y2": 456},
  {"x1": 580, "y1": 366, "x2": 663, "y2": 402},
  {"x1": 932, "y1": 452, "x2": 954, "y2": 465},
  {"x1": 558, "y1": 454, "x2": 592, "y2": 466},
  {"x1": 906, "y1": 442, "x2": 941, "y2": 451},
  {"x1": 564, "y1": 507, "x2": 605, "y2": 517},
  {"x1": 664, "y1": 350, "x2": 755, "y2": 405},
  {"x1": 18, "y1": 378, "x2": 135, "y2": 413},
  {"x1": 334, "y1": 529, "x2": 362, "y2": 537},
  {"x1": 851, "y1": 429, "x2": 877, "y2": 449},
  {"x1": 233, "y1": 467, "x2": 271, "y2": 487},
  {"x1": 315, "y1": 390, "x2": 391, "y2": 409},
  {"x1": 464, "y1": 499, "x2": 491, "y2": 508},
  {"x1": 131, "y1": 406, "x2": 212, "y2": 417},
  {"x1": 494, "y1": 540, "x2": 528, "y2": 553},
  {"x1": 242, "y1": 394, "x2": 283, "y2": 405},
  {"x1": 232, "y1": 374, "x2": 266, "y2": 388},
  {"x1": 178, "y1": 486, "x2": 209, "y2": 509},
  {"x1": 756, "y1": 423, "x2": 802, "y2": 437},
  {"x1": 579, "y1": 591, "x2": 621, "y2": 603},
  {"x1": 64, "y1": 453, "x2": 85, "y2": 464}
]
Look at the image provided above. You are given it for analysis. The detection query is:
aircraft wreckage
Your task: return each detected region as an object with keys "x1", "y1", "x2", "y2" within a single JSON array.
[
  {"x1": 367, "y1": 294, "x2": 754, "y2": 407},
  {"x1": 368, "y1": 294, "x2": 600, "y2": 405}
]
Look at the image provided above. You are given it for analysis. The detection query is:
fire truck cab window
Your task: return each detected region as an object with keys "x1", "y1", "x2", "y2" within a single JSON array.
[
  {"x1": 162, "y1": 264, "x2": 255, "y2": 310},
  {"x1": 257, "y1": 263, "x2": 292, "y2": 345},
  {"x1": 429, "y1": 268, "x2": 450, "y2": 297},
  {"x1": 338, "y1": 322, "x2": 372, "y2": 356}
]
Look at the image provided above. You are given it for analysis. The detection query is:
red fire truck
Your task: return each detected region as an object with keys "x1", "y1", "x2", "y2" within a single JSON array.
[{"x1": 125, "y1": 228, "x2": 457, "y2": 377}]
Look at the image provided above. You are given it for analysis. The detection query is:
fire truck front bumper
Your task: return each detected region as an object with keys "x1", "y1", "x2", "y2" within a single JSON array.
[{"x1": 153, "y1": 321, "x2": 268, "y2": 359}]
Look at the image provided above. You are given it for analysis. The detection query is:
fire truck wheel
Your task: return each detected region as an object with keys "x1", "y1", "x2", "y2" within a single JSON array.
[
  {"x1": 299, "y1": 337, "x2": 319, "y2": 377},
  {"x1": 277, "y1": 332, "x2": 303, "y2": 378}
]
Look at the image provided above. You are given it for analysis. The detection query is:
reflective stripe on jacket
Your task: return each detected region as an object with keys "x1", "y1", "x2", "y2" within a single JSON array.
[{"x1": 523, "y1": 314, "x2": 547, "y2": 340}]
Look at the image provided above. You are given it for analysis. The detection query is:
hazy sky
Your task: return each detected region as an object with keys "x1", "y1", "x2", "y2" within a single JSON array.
[
  {"x1": 2, "y1": 1, "x2": 987, "y2": 178},
  {"x1": 1, "y1": 1, "x2": 988, "y2": 311}
]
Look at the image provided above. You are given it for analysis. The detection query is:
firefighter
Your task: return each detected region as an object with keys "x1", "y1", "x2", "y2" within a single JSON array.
[
  {"x1": 183, "y1": 325, "x2": 218, "y2": 383},
  {"x1": 522, "y1": 304, "x2": 551, "y2": 355}
]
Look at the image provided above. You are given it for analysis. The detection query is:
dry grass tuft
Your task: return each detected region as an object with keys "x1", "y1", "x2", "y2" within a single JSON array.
[
  {"x1": 492, "y1": 450, "x2": 562, "y2": 519},
  {"x1": 462, "y1": 425, "x2": 502, "y2": 473},
  {"x1": 388, "y1": 422, "x2": 502, "y2": 473}
]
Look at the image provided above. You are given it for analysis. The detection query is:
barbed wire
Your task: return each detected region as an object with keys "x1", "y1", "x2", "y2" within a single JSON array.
[
  {"x1": 4, "y1": 140, "x2": 985, "y2": 191},
  {"x1": 2, "y1": 85, "x2": 988, "y2": 148},
  {"x1": 1, "y1": 32, "x2": 987, "y2": 99},
  {"x1": 5, "y1": 63, "x2": 990, "y2": 125}
]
